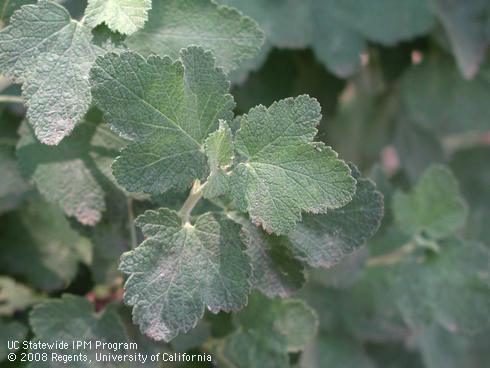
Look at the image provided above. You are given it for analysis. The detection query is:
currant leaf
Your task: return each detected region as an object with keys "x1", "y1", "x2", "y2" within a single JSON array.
[
  {"x1": 119, "y1": 208, "x2": 251, "y2": 341},
  {"x1": 230, "y1": 95, "x2": 356, "y2": 235}
]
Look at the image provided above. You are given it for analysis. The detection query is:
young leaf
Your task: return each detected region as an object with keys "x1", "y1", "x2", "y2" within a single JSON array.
[
  {"x1": 90, "y1": 47, "x2": 235, "y2": 194},
  {"x1": 125, "y1": 0, "x2": 264, "y2": 72},
  {"x1": 395, "y1": 239, "x2": 490, "y2": 334},
  {"x1": 0, "y1": 199, "x2": 91, "y2": 290},
  {"x1": 237, "y1": 215, "x2": 305, "y2": 298},
  {"x1": 392, "y1": 165, "x2": 467, "y2": 240},
  {"x1": 288, "y1": 164, "x2": 383, "y2": 268},
  {"x1": 429, "y1": 0, "x2": 490, "y2": 79},
  {"x1": 0, "y1": 0, "x2": 105, "y2": 145},
  {"x1": 119, "y1": 209, "x2": 251, "y2": 341},
  {"x1": 224, "y1": 293, "x2": 318, "y2": 368},
  {"x1": 84, "y1": 0, "x2": 152, "y2": 36},
  {"x1": 17, "y1": 120, "x2": 124, "y2": 225},
  {"x1": 203, "y1": 120, "x2": 233, "y2": 199},
  {"x1": 0, "y1": 277, "x2": 40, "y2": 316},
  {"x1": 230, "y1": 95, "x2": 356, "y2": 235},
  {"x1": 0, "y1": 320, "x2": 27, "y2": 361},
  {"x1": 29, "y1": 294, "x2": 128, "y2": 361}
]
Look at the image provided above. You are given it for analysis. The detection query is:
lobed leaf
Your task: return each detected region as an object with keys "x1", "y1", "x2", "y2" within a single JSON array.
[
  {"x1": 288, "y1": 164, "x2": 383, "y2": 268},
  {"x1": 230, "y1": 95, "x2": 356, "y2": 235},
  {"x1": 84, "y1": 0, "x2": 152, "y2": 36},
  {"x1": 393, "y1": 165, "x2": 467, "y2": 240},
  {"x1": 0, "y1": 0, "x2": 105, "y2": 144},
  {"x1": 120, "y1": 208, "x2": 251, "y2": 341},
  {"x1": 125, "y1": 0, "x2": 264, "y2": 72},
  {"x1": 17, "y1": 120, "x2": 124, "y2": 225},
  {"x1": 90, "y1": 47, "x2": 235, "y2": 195}
]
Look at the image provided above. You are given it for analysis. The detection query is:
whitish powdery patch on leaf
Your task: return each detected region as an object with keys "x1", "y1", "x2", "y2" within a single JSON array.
[
  {"x1": 0, "y1": 0, "x2": 104, "y2": 145},
  {"x1": 230, "y1": 95, "x2": 356, "y2": 235},
  {"x1": 90, "y1": 47, "x2": 235, "y2": 195},
  {"x1": 125, "y1": 0, "x2": 264, "y2": 72},
  {"x1": 119, "y1": 209, "x2": 251, "y2": 341},
  {"x1": 393, "y1": 165, "x2": 467, "y2": 240},
  {"x1": 84, "y1": 0, "x2": 151, "y2": 36}
]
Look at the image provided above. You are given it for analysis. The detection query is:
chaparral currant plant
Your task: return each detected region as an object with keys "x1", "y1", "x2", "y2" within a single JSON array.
[{"x1": 0, "y1": 1, "x2": 489, "y2": 367}]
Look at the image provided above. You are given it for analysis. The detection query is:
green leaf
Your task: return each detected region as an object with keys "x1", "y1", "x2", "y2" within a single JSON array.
[
  {"x1": 450, "y1": 146, "x2": 490, "y2": 243},
  {"x1": 119, "y1": 208, "x2": 251, "y2": 341},
  {"x1": 29, "y1": 294, "x2": 128, "y2": 366},
  {"x1": 0, "y1": 199, "x2": 91, "y2": 290},
  {"x1": 230, "y1": 95, "x2": 356, "y2": 235},
  {"x1": 17, "y1": 120, "x2": 124, "y2": 225},
  {"x1": 0, "y1": 319, "x2": 27, "y2": 361},
  {"x1": 392, "y1": 165, "x2": 467, "y2": 240},
  {"x1": 401, "y1": 59, "x2": 490, "y2": 134},
  {"x1": 236, "y1": 214, "x2": 305, "y2": 298},
  {"x1": 429, "y1": 0, "x2": 490, "y2": 79},
  {"x1": 125, "y1": 0, "x2": 264, "y2": 72},
  {"x1": 300, "y1": 333, "x2": 375, "y2": 368},
  {"x1": 0, "y1": 0, "x2": 105, "y2": 145},
  {"x1": 219, "y1": 0, "x2": 434, "y2": 77},
  {"x1": 0, "y1": 277, "x2": 41, "y2": 315},
  {"x1": 0, "y1": 144, "x2": 31, "y2": 214},
  {"x1": 224, "y1": 293, "x2": 318, "y2": 368},
  {"x1": 203, "y1": 120, "x2": 233, "y2": 199},
  {"x1": 288, "y1": 164, "x2": 383, "y2": 268},
  {"x1": 0, "y1": 0, "x2": 35, "y2": 25},
  {"x1": 84, "y1": 0, "x2": 151, "y2": 35},
  {"x1": 395, "y1": 239, "x2": 490, "y2": 334},
  {"x1": 90, "y1": 47, "x2": 235, "y2": 195}
]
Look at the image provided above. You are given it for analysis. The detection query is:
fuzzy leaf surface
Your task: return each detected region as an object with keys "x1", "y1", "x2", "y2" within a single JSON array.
[
  {"x1": 125, "y1": 0, "x2": 264, "y2": 72},
  {"x1": 17, "y1": 120, "x2": 124, "y2": 225},
  {"x1": 120, "y1": 208, "x2": 251, "y2": 341},
  {"x1": 84, "y1": 0, "x2": 151, "y2": 35},
  {"x1": 90, "y1": 47, "x2": 235, "y2": 195},
  {"x1": 230, "y1": 95, "x2": 356, "y2": 235},
  {"x1": 393, "y1": 165, "x2": 467, "y2": 240},
  {"x1": 289, "y1": 164, "x2": 383, "y2": 268},
  {"x1": 236, "y1": 215, "x2": 305, "y2": 298},
  {"x1": 0, "y1": 0, "x2": 104, "y2": 144},
  {"x1": 203, "y1": 120, "x2": 233, "y2": 199}
]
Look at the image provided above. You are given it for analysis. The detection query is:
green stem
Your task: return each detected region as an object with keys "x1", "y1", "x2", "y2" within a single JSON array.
[
  {"x1": 0, "y1": 95, "x2": 23, "y2": 104},
  {"x1": 127, "y1": 198, "x2": 137, "y2": 249},
  {"x1": 366, "y1": 241, "x2": 417, "y2": 268},
  {"x1": 178, "y1": 180, "x2": 205, "y2": 225}
]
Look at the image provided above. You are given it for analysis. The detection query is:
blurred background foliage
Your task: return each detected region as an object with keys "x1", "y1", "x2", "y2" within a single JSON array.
[{"x1": 1, "y1": 0, "x2": 489, "y2": 367}]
